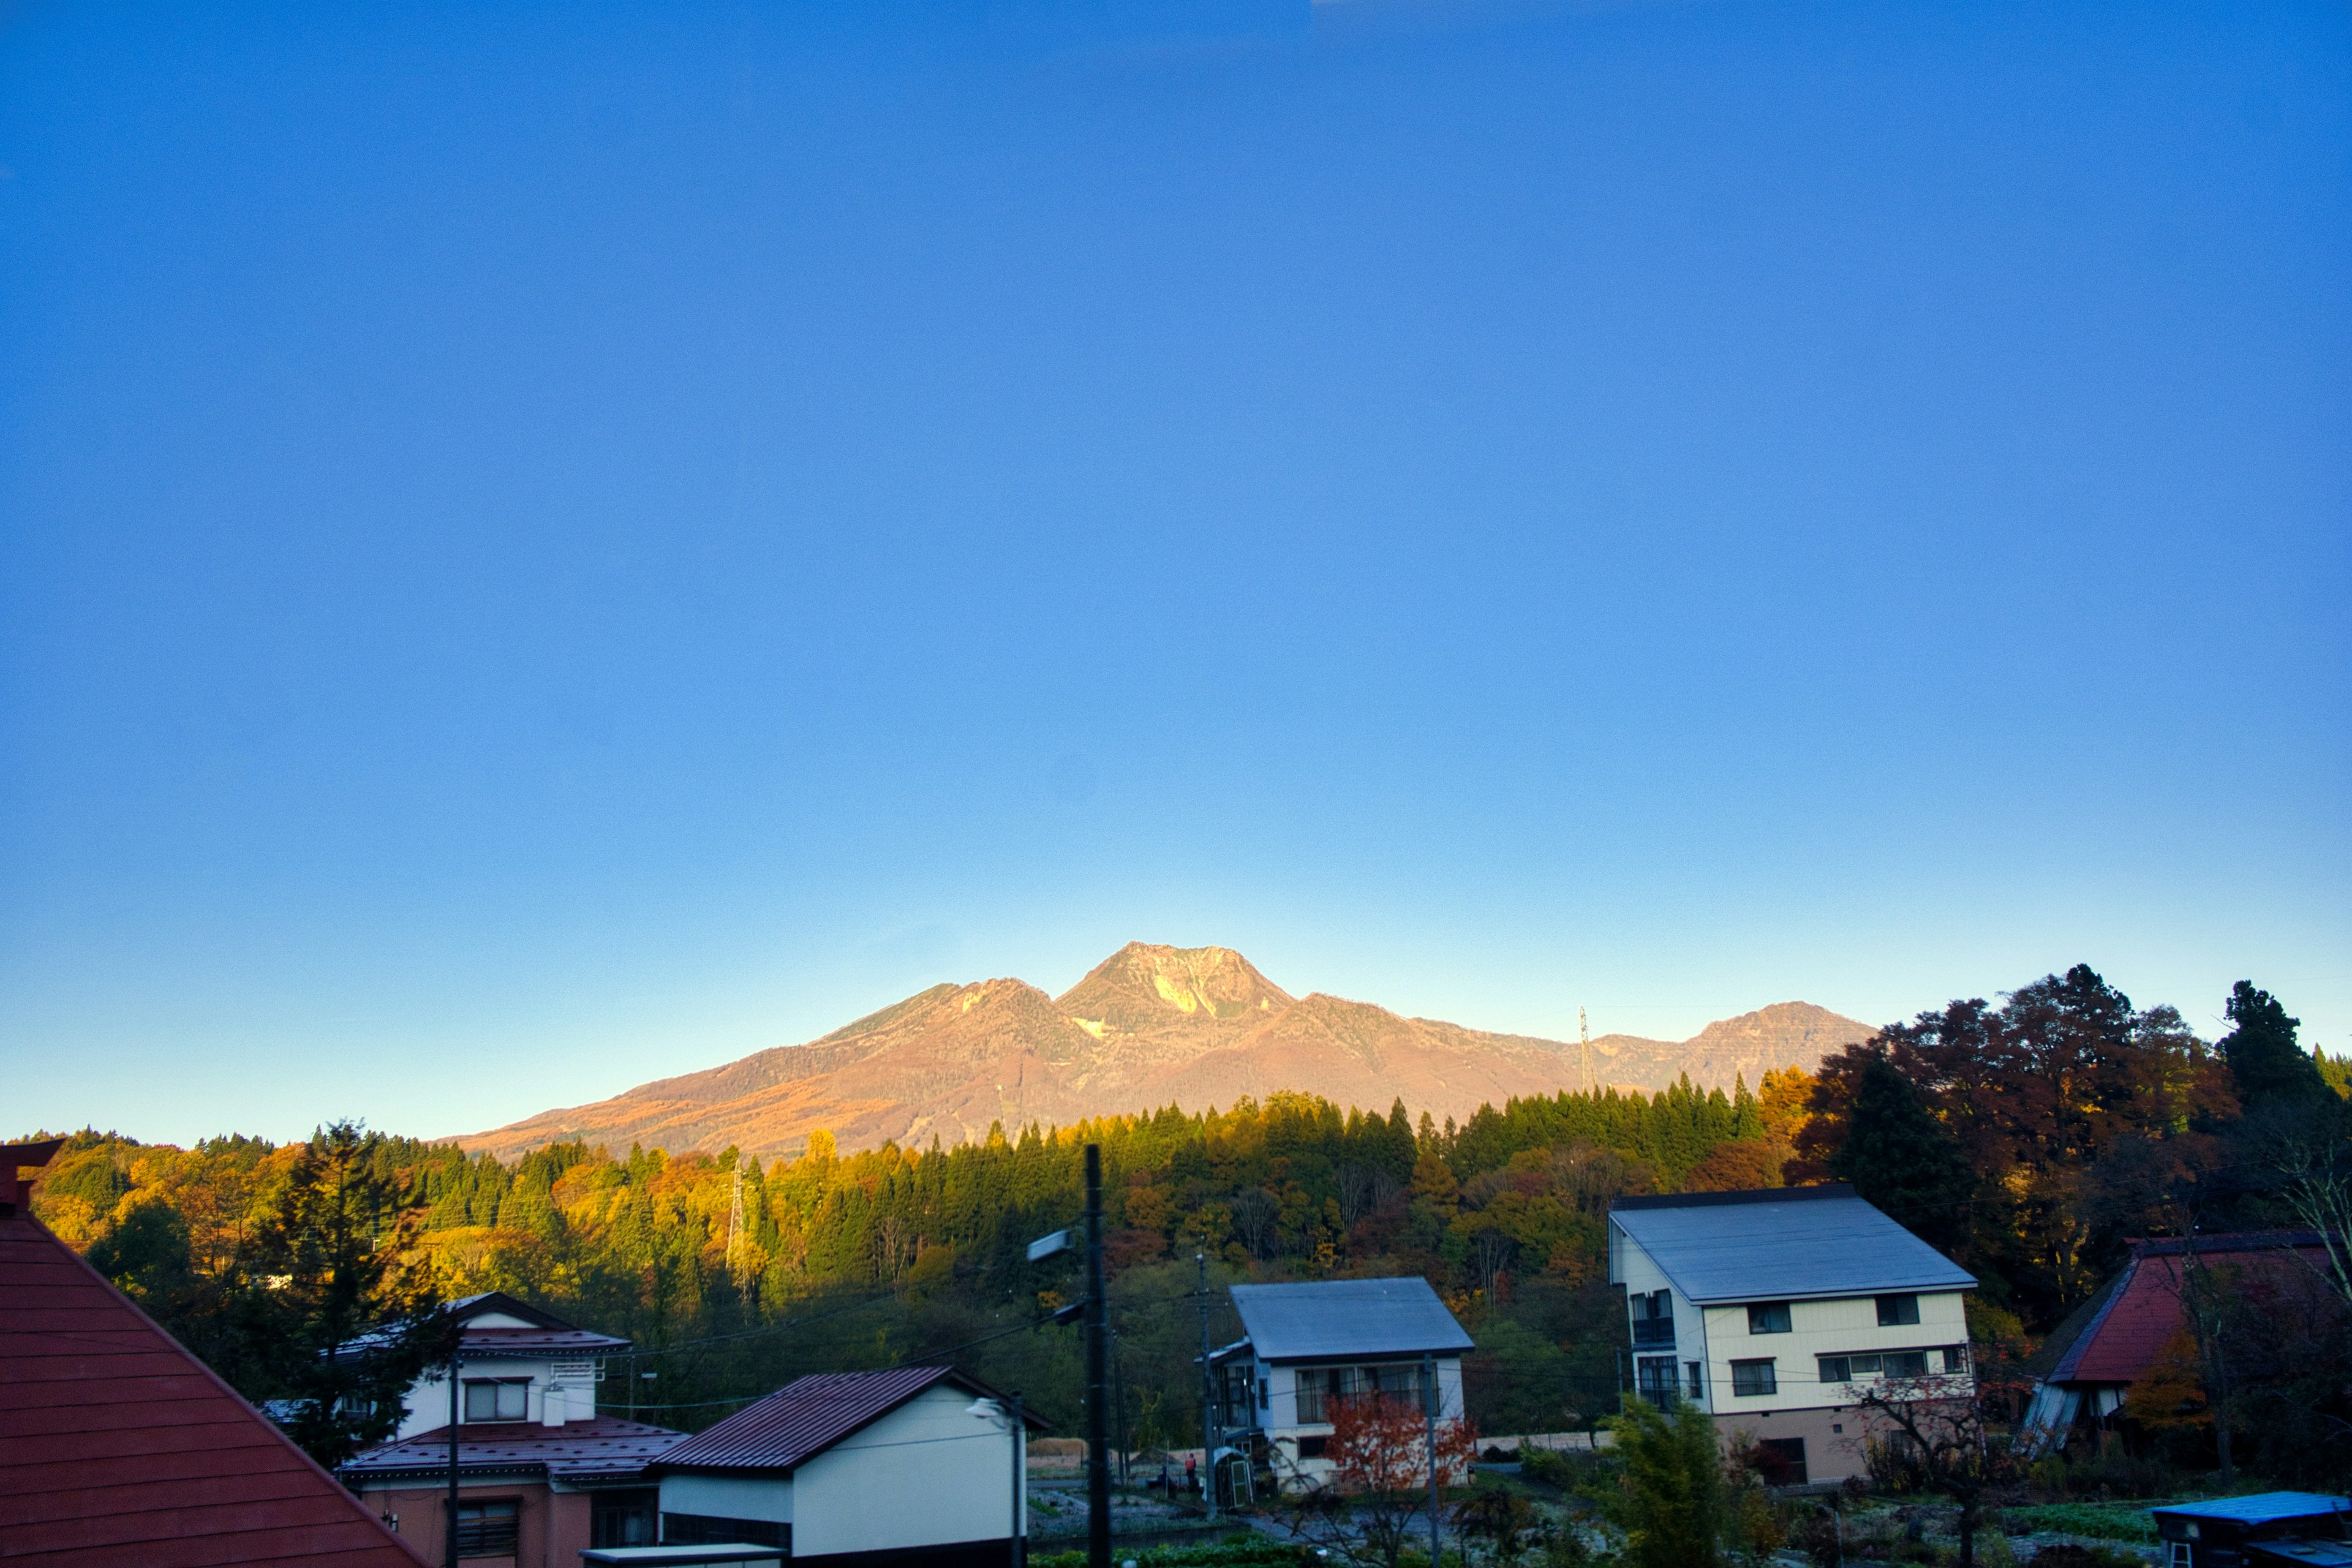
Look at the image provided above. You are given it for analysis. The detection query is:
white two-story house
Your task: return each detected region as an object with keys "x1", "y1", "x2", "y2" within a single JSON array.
[
  {"x1": 390, "y1": 1290, "x2": 629, "y2": 1437},
  {"x1": 1209, "y1": 1277, "x2": 1474, "y2": 1492},
  {"x1": 1608, "y1": 1185, "x2": 1976, "y2": 1485}
]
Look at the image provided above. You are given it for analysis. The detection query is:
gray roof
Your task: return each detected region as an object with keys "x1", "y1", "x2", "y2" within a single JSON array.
[
  {"x1": 2152, "y1": 1494, "x2": 2352, "y2": 1526},
  {"x1": 1229, "y1": 1278, "x2": 1472, "y2": 1363},
  {"x1": 1609, "y1": 1187, "x2": 1975, "y2": 1303}
]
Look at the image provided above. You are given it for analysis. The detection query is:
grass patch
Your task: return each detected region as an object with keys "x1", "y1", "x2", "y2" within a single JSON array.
[{"x1": 2000, "y1": 1502, "x2": 2162, "y2": 1543}]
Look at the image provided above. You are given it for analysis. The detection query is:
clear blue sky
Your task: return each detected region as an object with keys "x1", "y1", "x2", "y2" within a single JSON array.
[{"x1": 3, "y1": 0, "x2": 2345, "y2": 1147}]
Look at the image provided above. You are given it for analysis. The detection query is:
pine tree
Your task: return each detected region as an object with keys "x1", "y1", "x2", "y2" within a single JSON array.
[
  {"x1": 1828, "y1": 1054, "x2": 1974, "y2": 1254},
  {"x1": 2219, "y1": 981, "x2": 2329, "y2": 1112}
]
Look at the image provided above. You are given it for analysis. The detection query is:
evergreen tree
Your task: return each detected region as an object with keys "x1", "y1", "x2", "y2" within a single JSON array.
[
  {"x1": 1828, "y1": 1054, "x2": 1974, "y2": 1254},
  {"x1": 1604, "y1": 1395, "x2": 1726, "y2": 1568},
  {"x1": 2220, "y1": 981, "x2": 2329, "y2": 1112}
]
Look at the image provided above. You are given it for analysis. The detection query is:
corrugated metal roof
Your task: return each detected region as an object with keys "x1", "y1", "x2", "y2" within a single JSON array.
[
  {"x1": 652, "y1": 1367, "x2": 963, "y2": 1475},
  {"x1": 342, "y1": 1417, "x2": 688, "y2": 1483},
  {"x1": 0, "y1": 1208, "x2": 428, "y2": 1567},
  {"x1": 2154, "y1": 1494, "x2": 2352, "y2": 1525},
  {"x1": 1227, "y1": 1278, "x2": 1472, "y2": 1363},
  {"x1": 1608, "y1": 1188, "x2": 1974, "y2": 1303},
  {"x1": 2051, "y1": 1236, "x2": 2332, "y2": 1387}
]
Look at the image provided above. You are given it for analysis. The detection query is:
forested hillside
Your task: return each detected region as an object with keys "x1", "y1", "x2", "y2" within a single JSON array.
[{"x1": 26, "y1": 967, "x2": 2352, "y2": 1484}]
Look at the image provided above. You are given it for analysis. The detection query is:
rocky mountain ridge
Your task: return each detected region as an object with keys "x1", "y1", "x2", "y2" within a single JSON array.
[{"x1": 466, "y1": 943, "x2": 1874, "y2": 1160}]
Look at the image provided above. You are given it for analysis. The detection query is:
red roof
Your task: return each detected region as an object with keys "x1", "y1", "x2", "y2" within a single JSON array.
[
  {"x1": 0, "y1": 1207, "x2": 427, "y2": 1567},
  {"x1": 2051, "y1": 1234, "x2": 2331, "y2": 1387},
  {"x1": 342, "y1": 1417, "x2": 687, "y2": 1483},
  {"x1": 654, "y1": 1367, "x2": 970, "y2": 1475}
]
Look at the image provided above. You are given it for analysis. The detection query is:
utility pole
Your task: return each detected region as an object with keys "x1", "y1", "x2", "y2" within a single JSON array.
[
  {"x1": 727, "y1": 1167, "x2": 747, "y2": 1288},
  {"x1": 445, "y1": 1351, "x2": 462, "y2": 1568},
  {"x1": 1084, "y1": 1144, "x2": 1110, "y2": 1568},
  {"x1": 1196, "y1": 1251, "x2": 1218, "y2": 1522},
  {"x1": 1423, "y1": 1351, "x2": 1441, "y2": 1567},
  {"x1": 1009, "y1": 1390, "x2": 1025, "y2": 1568}
]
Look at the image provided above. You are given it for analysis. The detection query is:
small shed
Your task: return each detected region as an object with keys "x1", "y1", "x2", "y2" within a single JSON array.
[
  {"x1": 646, "y1": 1366, "x2": 1038, "y2": 1566},
  {"x1": 2152, "y1": 1494, "x2": 2352, "y2": 1568}
]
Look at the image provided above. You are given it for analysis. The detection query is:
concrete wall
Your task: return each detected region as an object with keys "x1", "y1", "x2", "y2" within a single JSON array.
[{"x1": 788, "y1": 1384, "x2": 1021, "y2": 1558}]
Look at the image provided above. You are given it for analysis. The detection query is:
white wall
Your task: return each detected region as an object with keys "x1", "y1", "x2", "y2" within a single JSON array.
[
  {"x1": 393, "y1": 1352, "x2": 596, "y2": 1439},
  {"x1": 1610, "y1": 1226, "x2": 1702, "y2": 1399},
  {"x1": 660, "y1": 1473, "x2": 794, "y2": 1525},
  {"x1": 1701, "y1": 1290, "x2": 1971, "y2": 1417},
  {"x1": 790, "y1": 1384, "x2": 1022, "y2": 1557}
]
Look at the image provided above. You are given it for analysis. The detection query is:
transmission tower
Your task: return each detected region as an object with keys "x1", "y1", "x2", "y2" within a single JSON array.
[
  {"x1": 1579, "y1": 1006, "x2": 1590, "y2": 1093},
  {"x1": 728, "y1": 1167, "x2": 748, "y2": 1287}
]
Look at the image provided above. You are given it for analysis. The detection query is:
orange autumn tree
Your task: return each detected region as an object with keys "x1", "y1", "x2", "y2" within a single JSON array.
[{"x1": 1286, "y1": 1390, "x2": 1480, "y2": 1568}]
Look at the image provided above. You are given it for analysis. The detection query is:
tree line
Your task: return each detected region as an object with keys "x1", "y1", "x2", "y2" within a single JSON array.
[{"x1": 26, "y1": 965, "x2": 2349, "y2": 1482}]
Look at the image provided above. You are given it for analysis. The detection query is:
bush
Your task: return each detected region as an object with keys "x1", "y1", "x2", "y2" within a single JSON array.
[{"x1": 1522, "y1": 1444, "x2": 1613, "y2": 1493}]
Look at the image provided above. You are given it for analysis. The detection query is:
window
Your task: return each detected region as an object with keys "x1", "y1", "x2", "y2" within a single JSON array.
[
  {"x1": 1754, "y1": 1438, "x2": 1808, "y2": 1486},
  {"x1": 1630, "y1": 1289, "x2": 1675, "y2": 1347},
  {"x1": 1635, "y1": 1356, "x2": 1678, "y2": 1403},
  {"x1": 463, "y1": 1379, "x2": 528, "y2": 1422},
  {"x1": 1939, "y1": 1345, "x2": 1970, "y2": 1375},
  {"x1": 1876, "y1": 1294, "x2": 1921, "y2": 1326},
  {"x1": 1818, "y1": 1349, "x2": 1934, "y2": 1385},
  {"x1": 590, "y1": 1490, "x2": 658, "y2": 1550},
  {"x1": 1730, "y1": 1359, "x2": 1777, "y2": 1397},
  {"x1": 662, "y1": 1514, "x2": 788, "y2": 1549},
  {"x1": 1746, "y1": 1302, "x2": 1792, "y2": 1335},
  {"x1": 1295, "y1": 1434, "x2": 1330, "y2": 1460},
  {"x1": 453, "y1": 1500, "x2": 519, "y2": 1558},
  {"x1": 1686, "y1": 1362, "x2": 1704, "y2": 1400},
  {"x1": 1292, "y1": 1363, "x2": 1432, "y2": 1424}
]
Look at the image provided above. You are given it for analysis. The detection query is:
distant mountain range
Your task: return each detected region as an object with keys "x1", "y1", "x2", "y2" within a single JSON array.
[{"x1": 465, "y1": 943, "x2": 1875, "y2": 1160}]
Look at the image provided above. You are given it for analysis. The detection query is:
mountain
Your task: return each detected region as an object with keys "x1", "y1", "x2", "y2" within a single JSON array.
[{"x1": 464, "y1": 943, "x2": 1875, "y2": 1160}]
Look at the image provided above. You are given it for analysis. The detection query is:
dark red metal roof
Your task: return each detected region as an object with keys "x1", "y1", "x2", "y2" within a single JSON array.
[
  {"x1": 453, "y1": 1326, "x2": 631, "y2": 1357},
  {"x1": 0, "y1": 1208, "x2": 428, "y2": 1567},
  {"x1": 342, "y1": 1417, "x2": 688, "y2": 1483},
  {"x1": 652, "y1": 1367, "x2": 970, "y2": 1476},
  {"x1": 2051, "y1": 1233, "x2": 2331, "y2": 1387}
]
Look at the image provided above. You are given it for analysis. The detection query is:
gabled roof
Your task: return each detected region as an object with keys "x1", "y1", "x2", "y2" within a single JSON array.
[
  {"x1": 1608, "y1": 1185, "x2": 1975, "y2": 1303},
  {"x1": 343, "y1": 1417, "x2": 687, "y2": 1485},
  {"x1": 1227, "y1": 1278, "x2": 1473, "y2": 1363},
  {"x1": 0, "y1": 1207, "x2": 426, "y2": 1567},
  {"x1": 339, "y1": 1290, "x2": 629, "y2": 1360},
  {"x1": 651, "y1": 1366, "x2": 1019, "y2": 1476},
  {"x1": 2047, "y1": 1234, "x2": 2334, "y2": 1387}
]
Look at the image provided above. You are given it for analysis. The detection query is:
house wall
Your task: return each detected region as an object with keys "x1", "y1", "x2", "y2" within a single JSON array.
[
  {"x1": 1697, "y1": 1289, "x2": 1971, "y2": 1417},
  {"x1": 351, "y1": 1478, "x2": 592, "y2": 1568},
  {"x1": 398, "y1": 1354, "x2": 597, "y2": 1440},
  {"x1": 787, "y1": 1384, "x2": 1022, "y2": 1558},
  {"x1": 1262, "y1": 1355, "x2": 1463, "y2": 1432},
  {"x1": 1610, "y1": 1229, "x2": 1705, "y2": 1400},
  {"x1": 659, "y1": 1473, "x2": 796, "y2": 1525}
]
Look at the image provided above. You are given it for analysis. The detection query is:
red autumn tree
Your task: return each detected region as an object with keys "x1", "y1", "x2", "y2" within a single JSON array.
[{"x1": 1284, "y1": 1391, "x2": 1481, "y2": 1568}]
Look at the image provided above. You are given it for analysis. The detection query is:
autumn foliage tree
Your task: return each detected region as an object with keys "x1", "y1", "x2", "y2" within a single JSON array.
[{"x1": 1284, "y1": 1392, "x2": 1480, "y2": 1568}]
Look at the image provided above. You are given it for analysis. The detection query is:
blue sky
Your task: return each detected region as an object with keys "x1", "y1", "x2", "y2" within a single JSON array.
[{"x1": 3, "y1": 0, "x2": 2345, "y2": 1146}]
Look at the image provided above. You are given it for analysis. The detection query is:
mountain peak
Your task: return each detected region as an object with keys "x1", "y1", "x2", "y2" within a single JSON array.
[{"x1": 1054, "y1": 941, "x2": 1294, "y2": 1035}]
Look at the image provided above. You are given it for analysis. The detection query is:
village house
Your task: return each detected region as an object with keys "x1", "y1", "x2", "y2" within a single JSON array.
[
  {"x1": 642, "y1": 1365, "x2": 1039, "y2": 1565},
  {"x1": 0, "y1": 1139, "x2": 426, "y2": 1567},
  {"x1": 2018, "y1": 1232, "x2": 2335, "y2": 1460},
  {"x1": 339, "y1": 1292, "x2": 688, "y2": 1563},
  {"x1": 1206, "y1": 1276, "x2": 1474, "y2": 1493},
  {"x1": 1608, "y1": 1183, "x2": 1977, "y2": 1485}
]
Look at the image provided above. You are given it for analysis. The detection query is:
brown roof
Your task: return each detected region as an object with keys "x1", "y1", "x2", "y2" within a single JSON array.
[
  {"x1": 2046, "y1": 1232, "x2": 2332, "y2": 1387},
  {"x1": 342, "y1": 1417, "x2": 687, "y2": 1485},
  {"x1": 0, "y1": 1207, "x2": 427, "y2": 1567},
  {"x1": 652, "y1": 1367, "x2": 972, "y2": 1476}
]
